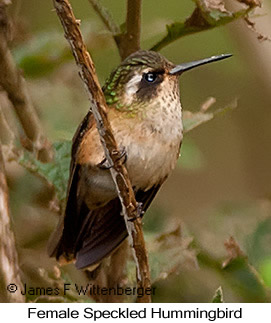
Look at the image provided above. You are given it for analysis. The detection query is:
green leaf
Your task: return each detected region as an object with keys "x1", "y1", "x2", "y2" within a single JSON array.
[
  {"x1": 222, "y1": 237, "x2": 268, "y2": 302},
  {"x1": 194, "y1": 0, "x2": 232, "y2": 25},
  {"x1": 212, "y1": 286, "x2": 224, "y2": 303},
  {"x1": 259, "y1": 258, "x2": 271, "y2": 287},
  {"x1": 18, "y1": 141, "x2": 71, "y2": 202},
  {"x1": 246, "y1": 216, "x2": 271, "y2": 287},
  {"x1": 13, "y1": 22, "x2": 103, "y2": 78},
  {"x1": 27, "y1": 266, "x2": 90, "y2": 303},
  {"x1": 246, "y1": 217, "x2": 271, "y2": 265},
  {"x1": 13, "y1": 31, "x2": 71, "y2": 78},
  {"x1": 146, "y1": 225, "x2": 198, "y2": 283},
  {"x1": 209, "y1": 9, "x2": 231, "y2": 22}
]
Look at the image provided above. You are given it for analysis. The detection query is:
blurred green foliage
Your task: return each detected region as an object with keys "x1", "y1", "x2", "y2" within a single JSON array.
[
  {"x1": 13, "y1": 32, "x2": 69, "y2": 78},
  {"x1": 19, "y1": 141, "x2": 71, "y2": 202},
  {"x1": 212, "y1": 286, "x2": 224, "y2": 303}
]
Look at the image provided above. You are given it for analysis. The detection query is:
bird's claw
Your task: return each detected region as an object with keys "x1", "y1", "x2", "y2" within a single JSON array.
[
  {"x1": 127, "y1": 202, "x2": 144, "y2": 222},
  {"x1": 98, "y1": 146, "x2": 127, "y2": 170},
  {"x1": 118, "y1": 146, "x2": 128, "y2": 165}
]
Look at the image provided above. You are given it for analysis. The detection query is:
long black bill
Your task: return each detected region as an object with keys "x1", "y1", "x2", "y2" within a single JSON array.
[{"x1": 169, "y1": 54, "x2": 232, "y2": 75}]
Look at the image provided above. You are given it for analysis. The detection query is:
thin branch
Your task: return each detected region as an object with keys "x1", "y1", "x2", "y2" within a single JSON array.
[
  {"x1": 0, "y1": 141, "x2": 25, "y2": 302},
  {"x1": 52, "y1": 0, "x2": 151, "y2": 302},
  {"x1": 125, "y1": 0, "x2": 142, "y2": 55},
  {"x1": 0, "y1": 92, "x2": 17, "y2": 144},
  {"x1": 88, "y1": 0, "x2": 142, "y2": 60},
  {"x1": 0, "y1": 0, "x2": 52, "y2": 162},
  {"x1": 244, "y1": 16, "x2": 271, "y2": 42},
  {"x1": 112, "y1": 0, "x2": 142, "y2": 60},
  {"x1": 183, "y1": 98, "x2": 238, "y2": 133},
  {"x1": 150, "y1": 0, "x2": 259, "y2": 52},
  {"x1": 87, "y1": 0, "x2": 120, "y2": 35}
]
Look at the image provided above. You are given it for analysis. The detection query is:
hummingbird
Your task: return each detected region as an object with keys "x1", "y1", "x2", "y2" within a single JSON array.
[{"x1": 48, "y1": 50, "x2": 231, "y2": 271}]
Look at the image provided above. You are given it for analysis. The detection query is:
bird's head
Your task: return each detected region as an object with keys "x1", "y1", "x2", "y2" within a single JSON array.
[{"x1": 103, "y1": 50, "x2": 231, "y2": 114}]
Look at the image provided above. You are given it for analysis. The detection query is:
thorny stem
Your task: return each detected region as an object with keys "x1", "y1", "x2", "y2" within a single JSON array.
[{"x1": 52, "y1": 0, "x2": 151, "y2": 303}]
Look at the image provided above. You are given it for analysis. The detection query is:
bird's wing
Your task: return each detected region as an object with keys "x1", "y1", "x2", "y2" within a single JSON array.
[
  {"x1": 75, "y1": 185, "x2": 161, "y2": 269},
  {"x1": 48, "y1": 110, "x2": 162, "y2": 269},
  {"x1": 47, "y1": 111, "x2": 94, "y2": 259}
]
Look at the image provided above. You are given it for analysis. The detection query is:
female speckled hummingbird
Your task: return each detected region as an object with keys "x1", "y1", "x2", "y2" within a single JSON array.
[{"x1": 48, "y1": 50, "x2": 231, "y2": 270}]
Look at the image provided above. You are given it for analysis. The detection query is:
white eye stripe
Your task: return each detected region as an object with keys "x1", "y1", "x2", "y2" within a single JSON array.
[
  {"x1": 125, "y1": 68, "x2": 153, "y2": 96},
  {"x1": 125, "y1": 73, "x2": 142, "y2": 95}
]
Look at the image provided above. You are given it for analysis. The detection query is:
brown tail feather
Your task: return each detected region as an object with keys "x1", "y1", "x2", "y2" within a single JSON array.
[
  {"x1": 48, "y1": 185, "x2": 161, "y2": 269},
  {"x1": 75, "y1": 198, "x2": 127, "y2": 269}
]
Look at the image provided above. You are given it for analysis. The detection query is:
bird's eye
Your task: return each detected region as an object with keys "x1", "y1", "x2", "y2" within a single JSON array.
[{"x1": 144, "y1": 72, "x2": 157, "y2": 83}]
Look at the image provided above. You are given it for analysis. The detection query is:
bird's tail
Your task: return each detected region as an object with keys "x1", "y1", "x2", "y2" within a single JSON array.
[{"x1": 84, "y1": 239, "x2": 129, "y2": 302}]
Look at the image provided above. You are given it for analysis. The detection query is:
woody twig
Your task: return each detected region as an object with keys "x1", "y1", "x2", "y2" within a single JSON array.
[{"x1": 52, "y1": 0, "x2": 151, "y2": 302}]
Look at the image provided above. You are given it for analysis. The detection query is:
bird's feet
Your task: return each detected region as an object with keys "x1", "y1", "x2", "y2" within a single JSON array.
[
  {"x1": 98, "y1": 146, "x2": 127, "y2": 169},
  {"x1": 127, "y1": 202, "x2": 144, "y2": 222}
]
